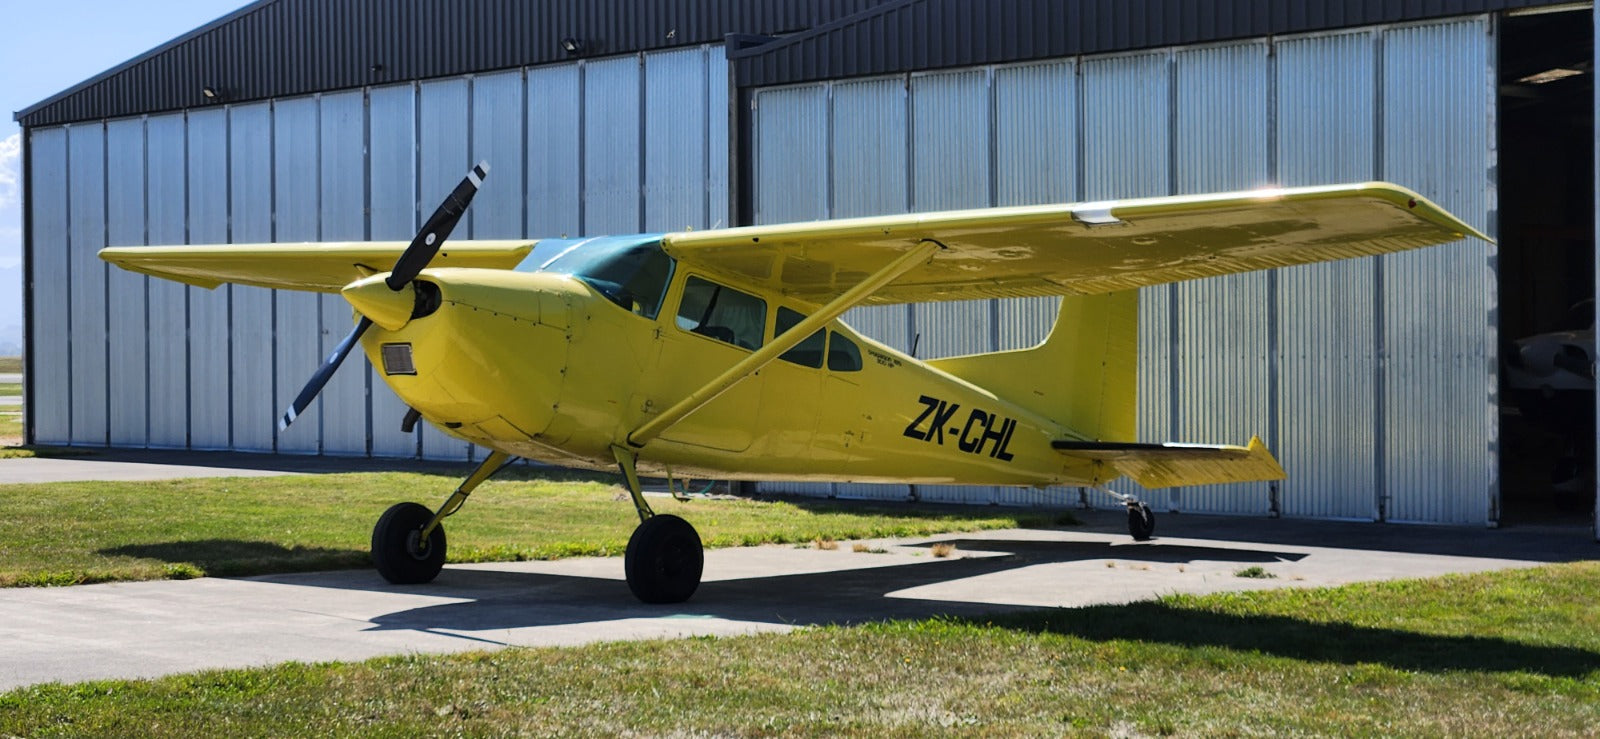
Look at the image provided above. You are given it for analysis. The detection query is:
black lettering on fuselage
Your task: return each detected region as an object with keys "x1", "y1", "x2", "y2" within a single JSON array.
[
  {"x1": 902, "y1": 395, "x2": 939, "y2": 441},
  {"x1": 927, "y1": 400, "x2": 960, "y2": 445},
  {"x1": 907, "y1": 394, "x2": 1020, "y2": 464}
]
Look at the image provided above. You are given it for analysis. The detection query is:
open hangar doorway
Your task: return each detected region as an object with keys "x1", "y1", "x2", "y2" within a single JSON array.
[{"x1": 1497, "y1": 5, "x2": 1596, "y2": 528}]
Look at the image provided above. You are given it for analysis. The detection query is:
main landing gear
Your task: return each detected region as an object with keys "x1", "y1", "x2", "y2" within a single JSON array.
[
  {"x1": 368, "y1": 446, "x2": 705, "y2": 605},
  {"x1": 614, "y1": 446, "x2": 703, "y2": 603},
  {"x1": 1099, "y1": 487, "x2": 1156, "y2": 542}
]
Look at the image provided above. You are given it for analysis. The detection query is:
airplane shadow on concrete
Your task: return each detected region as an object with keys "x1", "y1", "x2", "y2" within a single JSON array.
[
  {"x1": 206, "y1": 534, "x2": 1600, "y2": 678},
  {"x1": 101, "y1": 539, "x2": 367, "y2": 576}
]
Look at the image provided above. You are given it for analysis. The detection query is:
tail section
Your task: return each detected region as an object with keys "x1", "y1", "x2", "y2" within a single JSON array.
[{"x1": 928, "y1": 290, "x2": 1139, "y2": 441}]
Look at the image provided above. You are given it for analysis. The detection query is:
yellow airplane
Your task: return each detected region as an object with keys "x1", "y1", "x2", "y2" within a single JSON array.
[{"x1": 101, "y1": 163, "x2": 1491, "y2": 603}]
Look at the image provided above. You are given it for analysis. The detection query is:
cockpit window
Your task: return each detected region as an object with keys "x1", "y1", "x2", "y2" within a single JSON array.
[
  {"x1": 543, "y1": 239, "x2": 674, "y2": 319},
  {"x1": 676, "y1": 276, "x2": 766, "y2": 350},
  {"x1": 775, "y1": 307, "x2": 825, "y2": 368}
]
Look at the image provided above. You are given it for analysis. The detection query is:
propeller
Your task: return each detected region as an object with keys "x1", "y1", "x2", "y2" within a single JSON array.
[{"x1": 276, "y1": 161, "x2": 490, "y2": 433}]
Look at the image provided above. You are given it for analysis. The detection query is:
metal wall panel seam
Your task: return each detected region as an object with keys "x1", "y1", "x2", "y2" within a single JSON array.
[
  {"x1": 64, "y1": 126, "x2": 75, "y2": 446},
  {"x1": 1371, "y1": 29, "x2": 1387, "y2": 520},
  {"x1": 638, "y1": 53, "x2": 648, "y2": 233},
  {"x1": 1484, "y1": 13, "x2": 1502, "y2": 527},
  {"x1": 1165, "y1": 49, "x2": 1181, "y2": 512},
  {"x1": 464, "y1": 76, "x2": 477, "y2": 464},
  {"x1": 142, "y1": 119, "x2": 151, "y2": 446},
  {"x1": 269, "y1": 100, "x2": 279, "y2": 454},
  {"x1": 315, "y1": 93, "x2": 326, "y2": 455},
  {"x1": 363, "y1": 87, "x2": 375, "y2": 456},
  {"x1": 702, "y1": 45, "x2": 713, "y2": 230},
  {"x1": 577, "y1": 61, "x2": 587, "y2": 236},
  {"x1": 101, "y1": 121, "x2": 111, "y2": 446},
  {"x1": 412, "y1": 82, "x2": 423, "y2": 459},
  {"x1": 183, "y1": 111, "x2": 193, "y2": 450},
  {"x1": 225, "y1": 106, "x2": 236, "y2": 450},
  {"x1": 1264, "y1": 40, "x2": 1280, "y2": 516},
  {"x1": 521, "y1": 67, "x2": 531, "y2": 240}
]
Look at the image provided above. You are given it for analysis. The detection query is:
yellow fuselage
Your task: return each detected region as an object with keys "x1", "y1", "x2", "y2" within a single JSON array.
[{"x1": 359, "y1": 265, "x2": 1097, "y2": 487}]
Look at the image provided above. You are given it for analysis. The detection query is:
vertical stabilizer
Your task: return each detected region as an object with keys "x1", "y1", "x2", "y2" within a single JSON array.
[{"x1": 928, "y1": 291, "x2": 1139, "y2": 440}]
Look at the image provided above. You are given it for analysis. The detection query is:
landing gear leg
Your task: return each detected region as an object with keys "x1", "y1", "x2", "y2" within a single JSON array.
[
  {"x1": 613, "y1": 446, "x2": 703, "y2": 604},
  {"x1": 371, "y1": 450, "x2": 515, "y2": 584},
  {"x1": 1099, "y1": 487, "x2": 1156, "y2": 542}
]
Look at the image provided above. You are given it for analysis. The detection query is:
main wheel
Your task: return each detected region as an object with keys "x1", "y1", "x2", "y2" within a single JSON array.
[
  {"x1": 1127, "y1": 503, "x2": 1155, "y2": 541},
  {"x1": 372, "y1": 502, "x2": 446, "y2": 584},
  {"x1": 624, "y1": 514, "x2": 703, "y2": 604}
]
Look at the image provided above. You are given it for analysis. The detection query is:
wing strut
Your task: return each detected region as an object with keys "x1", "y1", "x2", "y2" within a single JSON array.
[{"x1": 626, "y1": 239, "x2": 944, "y2": 448}]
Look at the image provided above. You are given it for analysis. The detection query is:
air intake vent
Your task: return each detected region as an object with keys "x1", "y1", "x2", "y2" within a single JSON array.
[{"x1": 381, "y1": 343, "x2": 417, "y2": 375}]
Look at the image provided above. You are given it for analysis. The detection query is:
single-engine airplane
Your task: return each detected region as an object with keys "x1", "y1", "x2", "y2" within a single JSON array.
[{"x1": 101, "y1": 162, "x2": 1491, "y2": 603}]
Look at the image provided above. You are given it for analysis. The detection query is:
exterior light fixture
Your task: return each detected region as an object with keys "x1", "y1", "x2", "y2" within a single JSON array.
[
  {"x1": 561, "y1": 37, "x2": 583, "y2": 55},
  {"x1": 202, "y1": 86, "x2": 219, "y2": 99}
]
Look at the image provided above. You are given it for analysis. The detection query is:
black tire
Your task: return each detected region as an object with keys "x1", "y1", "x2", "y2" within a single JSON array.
[
  {"x1": 1127, "y1": 503, "x2": 1155, "y2": 541},
  {"x1": 624, "y1": 514, "x2": 704, "y2": 604},
  {"x1": 372, "y1": 502, "x2": 446, "y2": 584}
]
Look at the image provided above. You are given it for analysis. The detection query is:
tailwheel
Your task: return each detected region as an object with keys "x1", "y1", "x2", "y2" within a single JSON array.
[
  {"x1": 372, "y1": 502, "x2": 447, "y2": 584},
  {"x1": 624, "y1": 514, "x2": 704, "y2": 604},
  {"x1": 1127, "y1": 502, "x2": 1156, "y2": 541}
]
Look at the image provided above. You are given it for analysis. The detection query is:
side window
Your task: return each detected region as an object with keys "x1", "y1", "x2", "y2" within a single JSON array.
[
  {"x1": 775, "y1": 307, "x2": 825, "y2": 368},
  {"x1": 827, "y1": 332, "x2": 863, "y2": 372},
  {"x1": 676, "y1": 276, "x2": 767, "y2": 350}
]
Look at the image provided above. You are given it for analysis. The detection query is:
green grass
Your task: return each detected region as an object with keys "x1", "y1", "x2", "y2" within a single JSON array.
[
  {"x1": 0, "y1": 469, "x2": 1062, "y2": 587},
  {"x1": 0, "y1": 356, "x2": 19, "y2": 373},
  {"x1": 0, "y1": 382, "x2": 20, "y2": 397},
  {"x1": 1, "y1": 562, "x2": 1596, "y2": 736},
  {"x1": 0, "y1": 415, "x2": 19, "y2": 443}
]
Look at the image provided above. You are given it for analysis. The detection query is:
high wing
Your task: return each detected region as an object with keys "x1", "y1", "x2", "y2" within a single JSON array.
[
  {"x1": 98, "y1": 240, "x2": 537, "y2": 293},
  {"x1": 660, "y1": 182, "x2": 1492, "y2": 306}
]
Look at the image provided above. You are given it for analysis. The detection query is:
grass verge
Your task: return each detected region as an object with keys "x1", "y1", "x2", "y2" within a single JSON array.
[
  {"x1": 0, "y1": 356, "x2": 18, "y2": 373},
  {"x1": 0, "y1": 382, "x2": 20, "y2": 397},
  {"x1": 0, "y1": 468, "x2": 1063, "y2": 587},
  {"x1": 1, "y1": 563, "x2": 1596, "y2": 735}
]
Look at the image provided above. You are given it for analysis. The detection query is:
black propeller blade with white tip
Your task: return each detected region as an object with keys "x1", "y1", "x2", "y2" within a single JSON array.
[
  {"x1": 276, "y1": 161, "x2": 490, "y2": 434},
  {"x1": 389, "y1": 161, "x2": 490, "y2": 290}
]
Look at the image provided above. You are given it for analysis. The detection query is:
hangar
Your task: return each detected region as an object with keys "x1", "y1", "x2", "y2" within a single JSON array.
[{"x1": 15, "y1": 0, "x2": 1598, "y2": 536}]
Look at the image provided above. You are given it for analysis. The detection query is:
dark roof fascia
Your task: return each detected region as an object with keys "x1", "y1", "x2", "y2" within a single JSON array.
[
  {"x1": 730, "y1": 0, "x2": 1586, "y2": 89},
  {"x1": 14, "y1": 0, "x2": 276, "y2": 123}
]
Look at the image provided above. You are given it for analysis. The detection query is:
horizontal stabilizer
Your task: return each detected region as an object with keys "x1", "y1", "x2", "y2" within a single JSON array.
[{"x1": 1053, "y1": 436, "x2": 1285, "y2": 489}]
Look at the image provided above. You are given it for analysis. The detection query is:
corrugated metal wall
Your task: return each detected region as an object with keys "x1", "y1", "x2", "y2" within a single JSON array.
[
  {"x1": 25, "y1": 44, "x2": 730, "y2": 461},
  {"x1": 749, "y1": 16, "x2": 1498, "y2": 524}
]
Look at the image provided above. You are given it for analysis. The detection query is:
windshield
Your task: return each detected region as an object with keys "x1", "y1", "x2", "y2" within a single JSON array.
[{"x1": 543, "y1": 238, "x2": 675, "y2": 320}]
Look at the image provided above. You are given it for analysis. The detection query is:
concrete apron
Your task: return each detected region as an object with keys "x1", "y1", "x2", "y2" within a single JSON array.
[{"x1": 0, "y1": 511, "x2": 1581, "y2": 691}]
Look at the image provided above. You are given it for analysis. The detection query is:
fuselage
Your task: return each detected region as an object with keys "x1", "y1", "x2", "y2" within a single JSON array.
[{"x1": 357, "y1": 235, "x2": 1097, "y2": 486}]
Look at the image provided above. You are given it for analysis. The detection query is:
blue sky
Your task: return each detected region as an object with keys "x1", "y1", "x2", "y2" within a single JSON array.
[{"x1": 0, "y1": 0, "x2": 253, "y2": 346}]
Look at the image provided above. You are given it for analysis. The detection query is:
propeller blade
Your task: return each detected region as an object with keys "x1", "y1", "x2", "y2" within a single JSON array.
[
  {"x1": 387, "y1": 161, "x2": 490, "y2": 290},
  {"x1": 277, "y1": 317, "x2": 373, "y2": 432}
]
